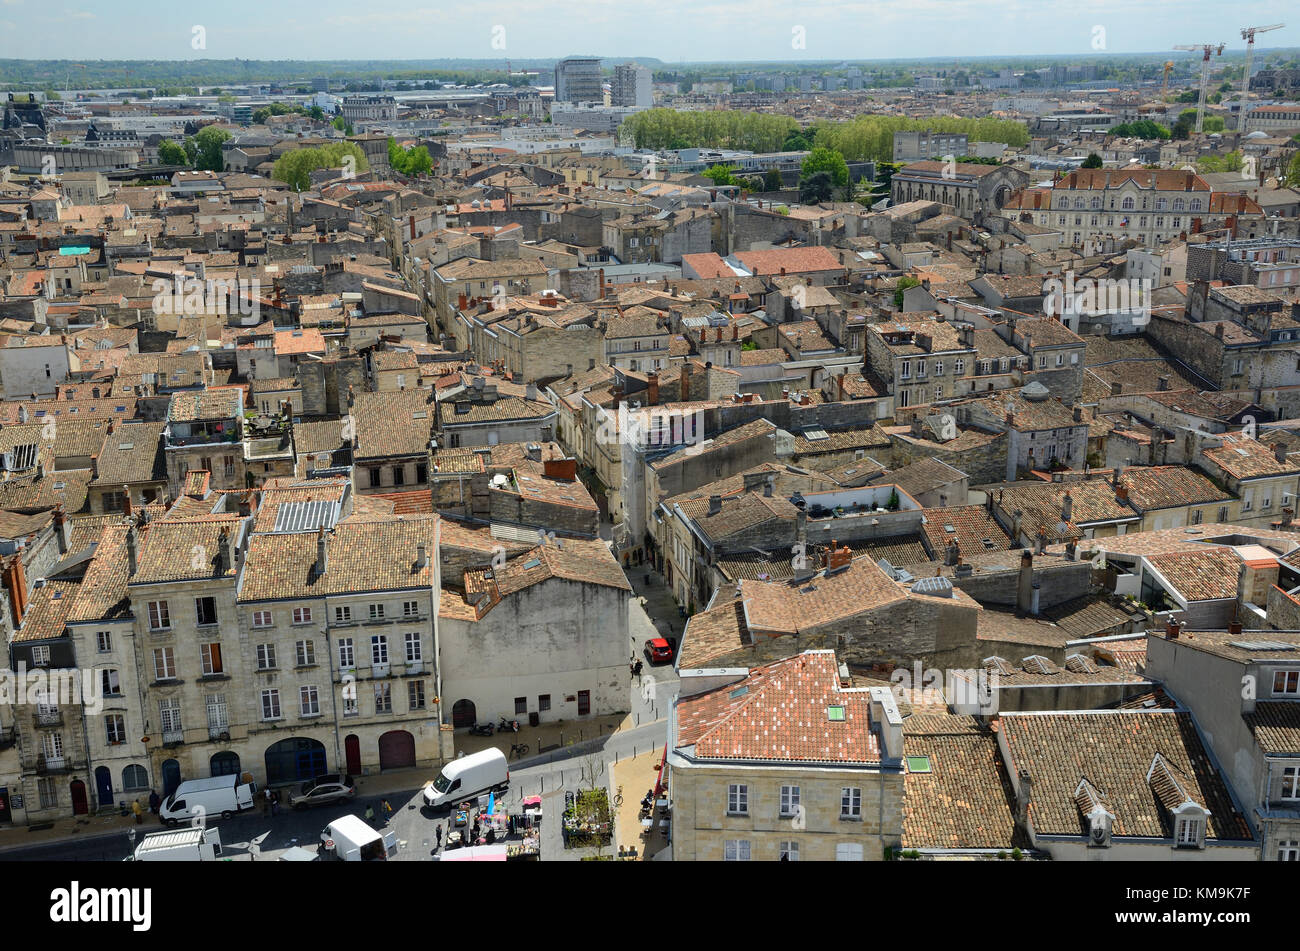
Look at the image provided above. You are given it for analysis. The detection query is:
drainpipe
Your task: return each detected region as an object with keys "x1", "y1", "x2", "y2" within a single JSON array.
[
  {"x1": 325, "y1": 602, "x2": 342, "y2": 774},
  {"x1": 432, "y1": 518, "x2": 444, "y2": 737}
]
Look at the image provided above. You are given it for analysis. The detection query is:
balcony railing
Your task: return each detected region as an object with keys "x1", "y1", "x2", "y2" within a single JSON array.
[
  {"x1": 162, "y1": 729, "x2": 185, "y2": 745},
  {"x1": 35, "y1": 710, "x2": 62, "y2": 728},
  {"x1": 209, "y1": 726, "x2": 230, "y2": 741}
]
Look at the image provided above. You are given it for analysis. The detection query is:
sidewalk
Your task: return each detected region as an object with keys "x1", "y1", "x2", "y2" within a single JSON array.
[{"x1": 612, "y1": 750, "x2": 669, "y2": 861}]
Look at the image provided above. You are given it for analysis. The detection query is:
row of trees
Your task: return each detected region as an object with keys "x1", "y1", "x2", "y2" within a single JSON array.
[
  {"x1": 1109, "y1": 119, "x2": 1171, "y2": 140},
  {"x1": 619, "y1": 110, "x2": 1029, "y2": 165},
  {"x1": 271, "y1": 142, "x2": 369, "y2": 191},
  {"x1": 621, "y1": 109, "x2": 800, "y2": 152},
  {"x1": 812, "y1": 115, "x2": 1029, "y2": 163}
]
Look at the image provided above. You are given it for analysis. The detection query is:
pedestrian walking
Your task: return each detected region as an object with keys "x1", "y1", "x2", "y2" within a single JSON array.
[
  {"x1": 148, "y1": 789, "x2": 160, "y2": 814},
  {"x1": 382, "y1": 799, "x2": 393, "y2": 823},
  {"x1": 270, "y1": 790, "x2": 280, "y2": 817},
  {"x1": 435, "y1": 824, "x2": 443, "y2": 850},
  {"x1": 132, "y1": 799, "x2": 143, "y2": 824}
]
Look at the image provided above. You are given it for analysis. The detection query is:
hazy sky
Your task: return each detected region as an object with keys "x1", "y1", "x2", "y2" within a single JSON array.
[{"x1": 0, "y1": 0, "x2": 1295, "y2": 62}]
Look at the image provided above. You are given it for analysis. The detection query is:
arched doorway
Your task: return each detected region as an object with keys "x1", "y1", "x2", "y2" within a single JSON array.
[
  {"x1": 69, "y1": 779, "x2": 88, "y2": 816},
  {"x1": 161, "y1": 759, "x2": 181, "y2": 797},
  {"x1": 94, "y1": 766, "x2": 113, "y2": 809},
  {"x1": 378, "y1": 730, "x2": 416, "y2": 771},
  {"x1": 264, "y1": 737, "x2": 326, "y2": 786},
  {"x1": 210, "y1": 751, "x2": 240, "y2": 778},
  {"x1": 451, "y1": 699, "x2": 476, "y2": 729},
  {"x1": 344, "y1": 735, "x2": 361, "y2": 776}
]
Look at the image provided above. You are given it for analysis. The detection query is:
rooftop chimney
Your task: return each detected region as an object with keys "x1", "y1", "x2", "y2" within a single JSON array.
[
  {"x1": 1214, "y1": 323, "x2": 1225, "y2": 339},
  {"x1": 707, "y1": 495, "x2": 722, "y2": 517},
  {"x1": 416, "y1": 544, "x2": 428, "y2": 569},
  {"x1": 1061, "y1": 492, "x2": 1073, "y2": 523},
  {"x1": 316, "y1": 526, "x2": 328, "y2": 576},
  {"x1": 1073, "y1": 405, "x2": 1082, "y2": 423},
  {"x1": 1275, "y1": 444, "x2": 1288, "y2": 464},
  {"x1": 1228, "y1": 619, "x2": 1243, "y2": 636},
  {"x1": 826, "y1": 540, "x2": 852, "y2": 571}
]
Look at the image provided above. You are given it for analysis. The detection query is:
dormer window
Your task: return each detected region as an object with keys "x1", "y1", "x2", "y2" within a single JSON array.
[{"x1": 1174, "y1": 813, "x2": 1205, "y2": 849}]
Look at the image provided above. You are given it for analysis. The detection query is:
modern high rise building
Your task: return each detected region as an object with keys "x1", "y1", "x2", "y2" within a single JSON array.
[
  {"x1": 554, "y1": 56, "x2": 604, "y2": 104},
  {"x1": 612, "y1": 62, "x2": 652, "y2": 108}
]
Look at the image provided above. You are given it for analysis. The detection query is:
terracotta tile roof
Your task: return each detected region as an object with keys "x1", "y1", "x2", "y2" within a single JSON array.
[
  {"x1": 167, "y1": 388, "x2": 242, "y2": 423},
  {"x1": 67, "y1": 523, "x2": 132, "y2": 621},
  {"x1": 90, "y1": 421, "x2": 167, "y2": 486},
  {"x1": 1243, "y1": 702, "x2": 1300, "y2": 755},
  {"x1": 351, "y1": 388, "x2": 434, "y2": 459},
  {"x1": 675, "y1": 650, "x2": 882, "y2": 764},
  {"x1": 436, "y1": 395, "x2": 552, "y2": 428},
  {"x1": 923, "y1": 505, "x2": 1015, "y2": 557},
  {"x1": 733, "y1": 246, "x2": 842, "y2": 275},
  {"x1": 1056, "y1": 168, "x2": 1210, "y2": 192},
  {"x1": 738, "y1": 556, "x2": 908, "y2": 635},
  {"x1": 238, "y1": 514, "x2": 439, "y2": 601},
  {"x1": 999, "y1": 710, "x2": 1252, "y2": 841},
  {"x1": 1119, "y1": 466, "x2": 1231, "y2": 511},
  {"x1": 132, "y1": 515, "x2": 244, "y2": 585},
  {"x1": 1204, "y1": 433, "x2": 1300, "y2": 480},
  {"x1": 901, "y1": 714, "x2": 1025, "y2": 850},
  {"x1": 1145, "y1": 547, "x2": 1243, "y2": 602},
  {"x1": 793, "y1": 424, "x2": 890, "y2": 455},
  {"x1": 12, "y1": 578, "x2": 81, "y2": 642}
]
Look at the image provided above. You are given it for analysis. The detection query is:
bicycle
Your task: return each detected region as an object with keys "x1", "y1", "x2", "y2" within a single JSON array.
[
  {"x1": 510, "y1": 743, "x2": 529, "y2": 759},
  {"x1": 613, "y1": 786, "x2": 624, "y2": 808}
]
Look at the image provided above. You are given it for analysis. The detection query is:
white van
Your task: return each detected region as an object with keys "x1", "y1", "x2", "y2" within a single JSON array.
[
  {"x1": 423, "y1": 748, "x2": 509, "y2": 808},
  {"x1": 320, "y1": 815, "x2": 397, "y2": 861},
  {"x1": 159, "y1": 775, "x2": 257, "y2": 825},
  {"x1": 129, "y1": 827, "x2": 222, "y2": 862}
]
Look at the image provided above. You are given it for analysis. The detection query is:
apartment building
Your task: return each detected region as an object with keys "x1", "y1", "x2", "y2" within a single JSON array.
[{"x1": 670, "y1": 650, "x2": 905, "y2": 862}]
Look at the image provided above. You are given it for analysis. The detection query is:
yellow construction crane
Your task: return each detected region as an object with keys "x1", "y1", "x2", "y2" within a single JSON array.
[
  {"x1": 1160, "y1": 61, "x2": 1174, "y2": 100},
  {"x1": 1173, "y1": 43, "x2": 1225, "y2": 133},
  {"x1": 1240, "y1": 23, "x2": 1285, "y2": 125}
]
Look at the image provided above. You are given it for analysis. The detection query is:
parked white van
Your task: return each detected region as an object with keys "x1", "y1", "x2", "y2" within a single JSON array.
[
  {"x1": 159, "y1": 775, "x2": 257, "y2": 825},
  {"x1": 423, "y1": 748, "x2": 509, "y2": 808},
  {"x1": 129, "y1": 827, "x2": 222, "y2": 862},
  {"x1": 320, "y1": 815, "x2": 397, "y2": 861}
]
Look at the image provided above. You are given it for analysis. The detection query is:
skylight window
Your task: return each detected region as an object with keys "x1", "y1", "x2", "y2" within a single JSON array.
[
  {"x1": 906, "y1": 756, "x2": 932, "y2": 774},
  {"x1": 729, "y1": 686, "x2": 749, "y2": 700},
  {"x1": 827, "y1": 705, "x2": 845, "y2": 721}
]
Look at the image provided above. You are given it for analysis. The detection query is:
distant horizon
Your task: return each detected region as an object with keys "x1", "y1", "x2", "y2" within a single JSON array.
[{"x1": 0, "y1": 0, "x2": 1296, "y2": 62}]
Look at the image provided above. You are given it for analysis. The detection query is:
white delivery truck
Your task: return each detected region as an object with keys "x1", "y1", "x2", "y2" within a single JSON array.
[
  {"x1": 159, "y1": 774, "x2": 257, "y2": 825},
  {"x1": 128, "y1": 827, "x2": 223, "y2": 861},
  {"x1": 423, "y1": 748, "x2": 509, "y2": 809},
  {"x1": 319, "y1": 814, "x2": 397, "y2": 861}
]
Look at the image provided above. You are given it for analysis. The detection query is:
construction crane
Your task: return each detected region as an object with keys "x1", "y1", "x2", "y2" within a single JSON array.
[
  {"x1": 1173, "y1": 43, "x2": 1225, "y2": 133},
  {"x1": 1240, "y1": 23, "x2": 1285, "y2": 125},
  {"x1": 1160, "y1": 61, "x2": 1174, "y2": 100}
]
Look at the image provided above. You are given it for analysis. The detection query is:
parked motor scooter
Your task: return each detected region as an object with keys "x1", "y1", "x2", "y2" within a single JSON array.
[
  {"x1": 469, "y1": 722, "x2": 495, "y2": 736},
  {"x1": 497, "y1": 717, "x2": 521, "y2": 733}
]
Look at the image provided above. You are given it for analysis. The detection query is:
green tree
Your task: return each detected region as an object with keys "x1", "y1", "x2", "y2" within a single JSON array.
[
  {"x1": 763, "y1": 168, "x2": 783, "y2": 191},
  {"x1": 1197, "y1": 151, "x2": 1243, "y2": 173},
  {"x1": 182, "y1": 137, "x2": 199, "y2": 165},
  {"x1": 308, "y1": 105, "x2": 325, "y2": 121},
  {"x1": 272, "y1": 142, "x2": 369, "y2": 191},
  {"x1": 193, "y1": 126, "x2": 232, "y2": 171},
  {"x1": 701, "y1": 164, "x2": 739, "y2": 186},
  {"x1": 1285, "y1": 152, "x2": 1300, "y2": 188},
  {"x1": 387, "y1": 138, "x2": 433, "y2": 176},
  {"x1": 801, "y1": 147, "x2": 850, "y2": 188},
  {"x1": 799, "y1": 170, "x2": 834, "y2": 204},
  {"x1": 1110, "y1": 119, "x2": 1171, "y2": 140},
  {"x1": 1081, "y1": 153, "x2": 1103, "y2": 168},
  {"x1": 893, "y1": 275, "x2": 920, "y2": 309},
  {"x1": 158, "y1": 140, "x2": 188, "y2": 166}
]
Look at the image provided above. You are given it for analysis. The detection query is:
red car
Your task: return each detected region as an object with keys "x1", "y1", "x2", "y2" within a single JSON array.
[{"x1": 644, "y1": 638, "x2": 676, "y2": 664}]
